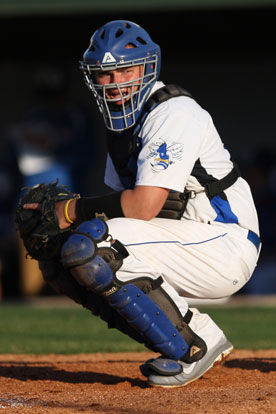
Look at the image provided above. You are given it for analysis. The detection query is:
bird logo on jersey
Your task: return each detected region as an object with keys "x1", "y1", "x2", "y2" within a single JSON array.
[{"x1": 147, "y1": 140, "x2": 183, "y2": 172}]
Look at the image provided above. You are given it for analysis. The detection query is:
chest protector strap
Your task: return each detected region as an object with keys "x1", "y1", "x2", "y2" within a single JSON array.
[{"x1": 142, "y1": 84, "x2": 193, "y2": 115}]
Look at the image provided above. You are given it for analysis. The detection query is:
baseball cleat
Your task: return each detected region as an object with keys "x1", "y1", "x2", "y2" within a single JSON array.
[{"x1": 140, "y1": 337, "x2": 233, "y2": 388}]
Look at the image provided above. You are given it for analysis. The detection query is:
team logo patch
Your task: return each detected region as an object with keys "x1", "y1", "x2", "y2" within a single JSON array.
[
  {"x1": 147, "y1": 139, "x2": 183, "y2": 172},
  {"x1": 102, "y1": 52, "x2": 116, "y2": 63}
]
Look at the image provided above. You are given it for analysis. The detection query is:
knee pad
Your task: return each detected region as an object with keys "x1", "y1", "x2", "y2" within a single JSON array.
[{"x1": 60, "y1": 218, "x2": 128, "y2": 295}]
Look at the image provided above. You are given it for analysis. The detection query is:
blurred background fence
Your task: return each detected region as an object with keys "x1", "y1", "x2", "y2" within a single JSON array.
[{"x1": 0, "y1": 0, "x2": 276, "y2": 300}]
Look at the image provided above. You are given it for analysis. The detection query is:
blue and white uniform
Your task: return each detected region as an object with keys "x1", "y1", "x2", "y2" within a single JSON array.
[
  {"x1": 78, "y1": 21, "x2": 261, "y2": 385},
  {"x1": 103, "y1": 81, "x2": 260, "y2": 313}
]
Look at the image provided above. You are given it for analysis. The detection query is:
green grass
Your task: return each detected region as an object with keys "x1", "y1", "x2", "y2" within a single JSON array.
[
  {"x1": 199, "y1": 306, "x2": 276, "y2": 350},
  {"x1": 0, "y1": 304, "x2": 275, "y2": 354},
  {"x1": 0, "y1": 305, "x2": 145, "y2": 354}
]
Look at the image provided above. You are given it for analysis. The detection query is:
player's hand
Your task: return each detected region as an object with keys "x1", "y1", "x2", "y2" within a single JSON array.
[{"x1": 23, "y1": 199, "x2": 77, "y2": 230}]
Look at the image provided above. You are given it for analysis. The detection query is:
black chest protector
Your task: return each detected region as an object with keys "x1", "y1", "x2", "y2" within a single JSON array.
[{"x1": 106, "y1": 84, "x2": 240, "y2": 220}]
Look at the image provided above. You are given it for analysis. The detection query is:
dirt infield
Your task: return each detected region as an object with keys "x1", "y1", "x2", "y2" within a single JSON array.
[{"x1": 0, "y1": 350, "x2": 275, "y2": 414}]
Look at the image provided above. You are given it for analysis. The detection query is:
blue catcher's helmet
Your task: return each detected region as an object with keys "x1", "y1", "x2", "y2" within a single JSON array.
[{"x1": 79, "y1": 20, "x2": 161, "y2": 132}]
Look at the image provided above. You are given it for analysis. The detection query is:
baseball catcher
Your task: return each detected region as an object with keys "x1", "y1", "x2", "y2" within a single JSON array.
[
  {"x1": 17, "y1": 20, "x2": 261, "y2": 388},
  {"x1": 16, "y1": 181, "x2": 207, "y2": 364}
]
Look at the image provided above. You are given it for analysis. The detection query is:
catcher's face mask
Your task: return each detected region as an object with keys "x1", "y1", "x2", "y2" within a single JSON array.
[{"x1": 79, "y1": 20, "x2": 161, "y2": 132}]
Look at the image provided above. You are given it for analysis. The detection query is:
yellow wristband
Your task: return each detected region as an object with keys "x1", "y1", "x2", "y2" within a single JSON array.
[{"x1": 64, "y1": 199, "x2": 74, "y2": 224}]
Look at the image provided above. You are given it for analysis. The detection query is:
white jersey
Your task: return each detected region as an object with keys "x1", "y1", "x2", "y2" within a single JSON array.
[
  {"x1": 100, "y1": 80, "x2": 260, "y2": 343},
  {"x1": 88, "y1": 48, "x2": 262, "y2": 366},
  {"x1": 104, "y1": 81, "x2": 259, "y2": 236}
]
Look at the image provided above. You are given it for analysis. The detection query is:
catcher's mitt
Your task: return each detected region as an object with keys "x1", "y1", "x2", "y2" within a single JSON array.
[{"x1": 15, "y1": 181, "x2": 79, "y2": 261}]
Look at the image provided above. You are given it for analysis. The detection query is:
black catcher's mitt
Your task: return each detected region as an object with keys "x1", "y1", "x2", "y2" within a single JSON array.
[{"x1": 15, "y1": 181, "x2": 79, "y2": 261}]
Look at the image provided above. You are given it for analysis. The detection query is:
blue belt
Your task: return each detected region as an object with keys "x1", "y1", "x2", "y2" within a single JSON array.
[{"x1": 247, "y1": 230, "x2": 261, "y2": 251}]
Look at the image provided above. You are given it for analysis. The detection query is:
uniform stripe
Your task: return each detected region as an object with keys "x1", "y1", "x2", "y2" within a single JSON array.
[
  {"x1": 125, "y1": 232, "x2": 227, "y2": 247},
  {"x1": 210, "y1": 195, "x2": 239, "y2": 224}
]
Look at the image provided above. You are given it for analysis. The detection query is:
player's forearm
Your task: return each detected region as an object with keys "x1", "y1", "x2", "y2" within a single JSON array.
[
  {"x1": 120, "y1": 186, "x2": 170, "y2": 220},
  {"x1": 121, "y1": 189, "x2": 158, "y2": 220},
  {"x1": 74, "y1": 192, "x2": 124, "y2": 221},
  {"x1": 66, "y1": 186, "x2": 169, "y2": 223},
  {"x1": 121, "y1": 189, "x2": 151, "y2": 220},
  {"x1": 70, "y1": 190, "x2": 155, "y2": 222}
]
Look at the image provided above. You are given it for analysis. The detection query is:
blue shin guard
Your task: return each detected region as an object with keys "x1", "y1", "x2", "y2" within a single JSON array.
[
  {"x1": 60, "y1": 219, "x2": 205, "y2": 362},
  {"x1": 106, "y1": 283, "x2": 189, "y2": 360}
]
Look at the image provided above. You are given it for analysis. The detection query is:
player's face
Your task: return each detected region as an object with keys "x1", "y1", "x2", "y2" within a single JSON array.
[{"x1": 94, "y1": 65, "x2": 143, "y2": 106}]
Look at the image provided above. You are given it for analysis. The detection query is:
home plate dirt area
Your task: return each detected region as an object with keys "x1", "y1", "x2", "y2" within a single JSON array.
[{"x1": 0, "y1": 349, "x2": 275, "y2": 414}]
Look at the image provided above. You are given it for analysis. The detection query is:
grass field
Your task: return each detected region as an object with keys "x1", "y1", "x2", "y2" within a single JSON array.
[{"x1": 0, "y1": 303, "x2": 275, "y2": 354}]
